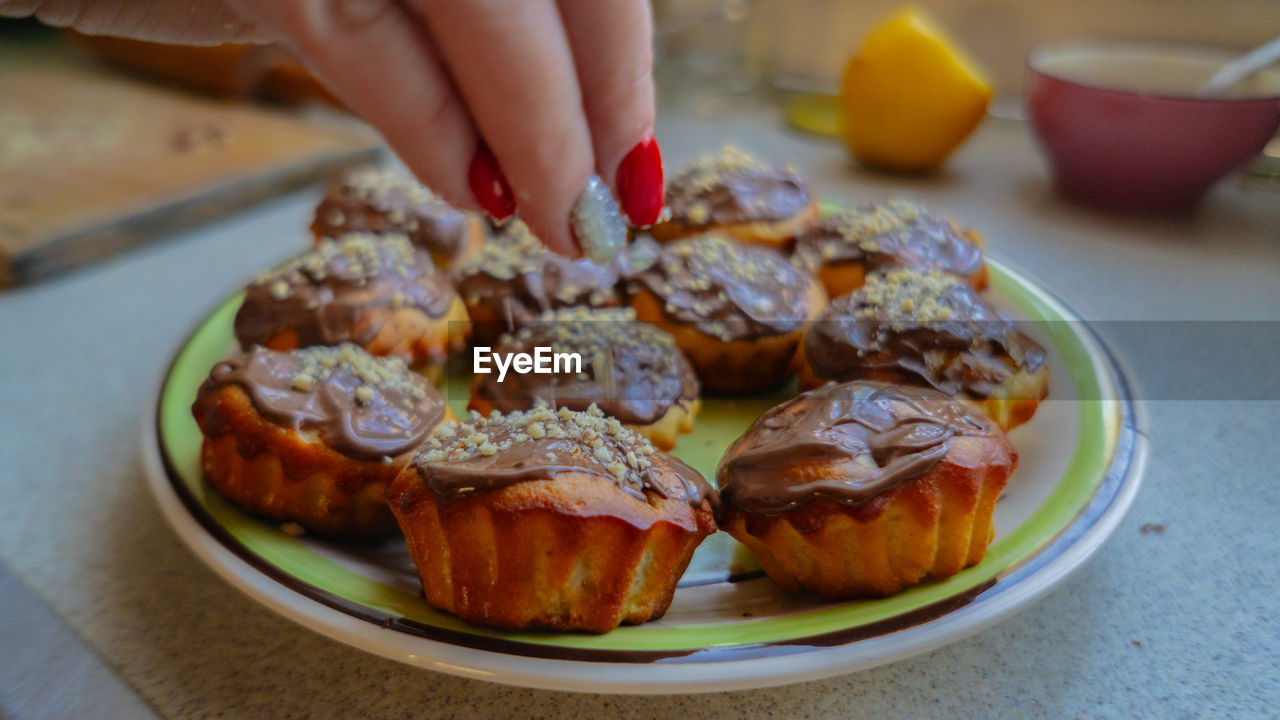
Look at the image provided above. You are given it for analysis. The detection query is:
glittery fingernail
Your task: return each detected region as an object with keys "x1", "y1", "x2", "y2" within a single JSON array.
[{"x1": 570, "y1": 174, "x2": 627, "y2": 264}]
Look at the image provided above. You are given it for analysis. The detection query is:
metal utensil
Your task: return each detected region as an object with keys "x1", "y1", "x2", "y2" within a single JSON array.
[{"x1": 1198, "y1": 36, "x2": 1280, "y2": 97}]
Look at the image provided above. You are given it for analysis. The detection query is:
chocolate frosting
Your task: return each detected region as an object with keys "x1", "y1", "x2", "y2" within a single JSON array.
[
  {"x1": 235, "y1": 234, "x2": 457, "y2": 350},
  {"x1": 472, "y1": 307, "x2": 699, "y2": 425},
  {"x1": 628, "y1": 234, "x2": 814, "y2": 341},
  {"x1": 792, "y1": 201, "x2": 984, "y2": 279},
  {"x1": 412, "y1": 405, "x2": 717, "y2": 508},
  {"x1": 665, "y1": 146, "x2": 812, "y2": 227},
  {"x1": 804, "y1": 269, "x2": 1046, "y2": 398},
  {"x1": 313, "y1": 167, "x2": 479, "y2": 262},
  {"x1": 717, "y1": 380, "x2": 998, "y2": 514},
  {"x1": 451, "y1": 221, "x2": 619, "y2": 336},
  {"x1": 198, "y1": 344, "x2": 445, "y2": 459}
]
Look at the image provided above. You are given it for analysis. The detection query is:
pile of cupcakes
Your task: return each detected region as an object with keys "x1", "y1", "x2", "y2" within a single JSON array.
[{"x1": 191, "y1": 150, "x2": 1049, "y2": 633}]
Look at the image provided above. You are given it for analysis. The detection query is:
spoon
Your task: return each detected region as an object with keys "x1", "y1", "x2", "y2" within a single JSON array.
[{"x1": 1198, "y1": 36, "x2": 1280, "y2": 97}]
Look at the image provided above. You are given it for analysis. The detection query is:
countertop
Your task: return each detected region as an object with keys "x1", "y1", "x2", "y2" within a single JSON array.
[{"x1": 1, "y1": 96, "x2": 1277, "y2": 719}]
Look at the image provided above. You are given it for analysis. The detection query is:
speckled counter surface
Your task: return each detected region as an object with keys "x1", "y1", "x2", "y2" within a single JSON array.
[{"x1": 1, "y1": 99, "x2": 1277, "y2": 719}]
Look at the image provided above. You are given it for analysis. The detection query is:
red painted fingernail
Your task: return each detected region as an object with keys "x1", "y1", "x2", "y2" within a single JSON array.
[
  {"x1": 615, "y1": 132, "x2": 664, "y2": 226},
  {"x1": 468, "y1": 142, "x2": 516, "y2": 221}
]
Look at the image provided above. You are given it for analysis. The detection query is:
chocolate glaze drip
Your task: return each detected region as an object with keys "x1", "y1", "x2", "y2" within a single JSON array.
[
  {"x1": 628, "y1": 235, "x2": 814, "y2": 341},
  {"x1": 413, "y1": 408, "x2": 717, "y2": 508},
  {"x1": 717, "y1": 381, "x2": 997, "y2": 514},
  {"x1": 452, "y1": 222, "x2": 619, "y2": 338},
  {"x1": 792, "y1": 202, "x2": 984, "y2": 279},
  {"x1": 666, "y1": 155, "x2": 812, "y2": 227},
  {"x1": 312, "y1": 169, "x2": 480, "y2": 262},
  {"x1": 235, "y1": 234, "x2": 457, "y2": 350},
  {"x1": 804, "y1": 272, "x2": 1046, "y2": 398},
  {"x1": 198, "y1": 345, "x2": 445, "y2": 459},
  {"x1": 472, "y1": 309, "x2": 699, "y2": 425}
]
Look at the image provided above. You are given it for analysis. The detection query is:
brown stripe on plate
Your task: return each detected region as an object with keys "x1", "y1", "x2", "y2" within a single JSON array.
[{"x1": 153, "y1": 311, "x2": 1140, "y2": 664}]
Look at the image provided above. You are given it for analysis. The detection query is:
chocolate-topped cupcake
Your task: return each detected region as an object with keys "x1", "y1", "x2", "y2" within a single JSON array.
[
  {"x1": 312, "y1": 167, "x2": 486, "y2": 270},
  {"x1": 468, "y1": 307, "x2": 700, "y2": 449},
  {"x1": 717, "y1": 380, "x2": 1016, "y2": 598},
  {"x1": 387, "y1": 405, "x2": 718, "y2": 632},
  {"x1": 235, "y1": 233, "x2": 470, "y2": 378},
  {"x1": 627, "y1": 234, "x2": 827, "y2": 393},
  {"x1": 650, "y1": 146, "x2": 819, "y2": 249},
  {"x1": 451, "y1": 220, "x2": 620, "y2": 343},
  {"x1": 796, "y1": 268, "x2": 1048, "y2": 430},
  {"x1": 791, "y1": 199, "x2": 987, "y2": 298},
  {"x1": 192, "y1": 344, "x2": 454, "y2": 539}
]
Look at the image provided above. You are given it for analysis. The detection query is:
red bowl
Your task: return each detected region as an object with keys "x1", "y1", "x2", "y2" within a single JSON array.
[{"x1": 1027, "y1": 41, "x2": 1280, "y2": 213}]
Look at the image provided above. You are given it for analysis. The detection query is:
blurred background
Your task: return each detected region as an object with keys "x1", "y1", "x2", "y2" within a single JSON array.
[
  {"x1": 654, "y1": 0, "x2": 1280, "y2": 93},
  {"x1": 1, "y1": 0, "x2": 1278, "y2": 285}
]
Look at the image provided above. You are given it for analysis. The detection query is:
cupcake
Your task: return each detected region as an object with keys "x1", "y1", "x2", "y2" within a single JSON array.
[
  {"x1": 451, "y1": 220, "x2": 620, "y2": 343},
  {"x1": 791, "y1": 199, "x2": 988, "y2": 299},
  {"x1": 468, "y1": 307, "x2": 700, "y2": 450},
  {"x1": 235, "y1": 233, "x2": 470, "y2": 379},
  {"x1": 627, "y1": 234, "x2": 827, "y2": 394},
  {"x1": 386, "y1": 405, "x2": 718, "y2": 632},
  {"x1": 191, "y1": 344, "x2": 453, "y2": 539},
  {"x1": 795, "y1": 268, "x2": 1048, "y2": 430},
  {"x1": 312, "y1": 166, "x2": 486, "y2": 270},
  {"x1": 717, "y1": 380, "x2": 1016, "y2": 599},
  {"x1": 650, "y1": 146, "x2": 819, "y2": 249}
]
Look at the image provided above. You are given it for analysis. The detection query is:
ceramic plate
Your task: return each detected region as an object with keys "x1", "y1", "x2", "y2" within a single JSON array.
[{"x1": 141, "y1": 257, "x2": 1146, "y2": 693}]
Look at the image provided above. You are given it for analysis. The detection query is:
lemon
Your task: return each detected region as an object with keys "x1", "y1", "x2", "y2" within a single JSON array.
[
  {"x1": 839, "y1": 8, "x2": 992, "y2": 173},
  {"x1": 784, "y1": 93, "x2": 843, "y2": 138}
]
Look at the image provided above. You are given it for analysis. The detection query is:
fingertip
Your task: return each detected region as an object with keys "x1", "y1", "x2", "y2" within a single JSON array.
[
  {"x1": 232, "y1": 0, "x2": 484, "y2": 220},
  {"x1": 557, "y1": 0, "x2": 658, "y2": 223},
  {"x1": 450, "y1": 194, "x2": 484, "y2": 214},
  {"x1": 523, "y1": 213, "x2": 583, "y2": 259},
  {"x1": 398, "y1": 160, "x2": 481, "y2": 214},
  {"x1": 492, "y1": 138, "x2": 594, "y2": 259}
]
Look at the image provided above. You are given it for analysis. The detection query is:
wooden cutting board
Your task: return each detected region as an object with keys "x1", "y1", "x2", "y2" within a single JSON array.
[{"x1": 0, "y1": 66, "x2": 382, "y2": 287}]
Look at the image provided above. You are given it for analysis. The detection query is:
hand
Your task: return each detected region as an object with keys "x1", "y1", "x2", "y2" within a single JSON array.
[{"x1": 3, "y1": 0, "x2": 665, "y2": 256}]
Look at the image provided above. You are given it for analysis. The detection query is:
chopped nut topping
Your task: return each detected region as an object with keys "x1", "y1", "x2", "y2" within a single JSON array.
[
  {"x1": 824, "y1": 199, "x2": 923, "y2": 252},
  {"x1": 850, "y1": 268, "x2": 967, "y2": 347},
  {"x1": 341, "y1": 166, "x2": 440, "y2": 212},
  {"x1": 508, "y1": 306, "x2": 675, "y2": 363},
  {"x1": 286, "y1": 343, "x2": 427, "y2": 402},
  {"x1": 686, "y1": 201, "x2": 711, "y2": 226},
  {"x1": 632, "y1": 234, "x2": 812, "y2": 340},
  {"x1": 451, "y1": 220, "x2": 546, "y2": 281},
  {"x1": 674, "y1": 145, "x2": 772, "y2": 196},
  {"x1": 259, "y1": 233, "x2": 428, "y2": 288},
  {"x1": 665, "y1": 234, "x2": 781, "y2": 286},
  {"x1": 415, "y1": 403, "x2": 658, "y2": 489}
]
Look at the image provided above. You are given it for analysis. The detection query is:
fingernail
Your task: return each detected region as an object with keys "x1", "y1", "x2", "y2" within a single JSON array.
[
  {"x1": 615, "y1": 132, "x2": 664, "y2": 226},
  {"x1": 570, "y1": 174, "x2": 627, "y2": 264},
  {"x1": 467, "y1": 142, "x2": 516, "y2": 221}
]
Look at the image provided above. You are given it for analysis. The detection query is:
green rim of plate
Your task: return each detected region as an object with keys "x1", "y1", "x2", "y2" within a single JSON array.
[{"x1": 157, "y1": 261, "x2": 1116, "y2": 653}]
